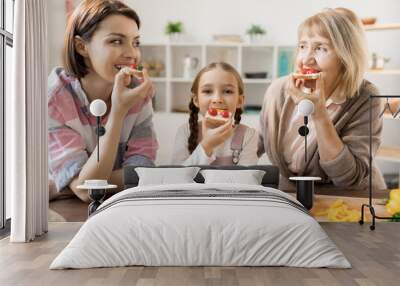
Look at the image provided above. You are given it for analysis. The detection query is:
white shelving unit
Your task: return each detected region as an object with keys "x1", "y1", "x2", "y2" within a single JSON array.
[
  {"x1": 377, "y1": 145, "x2": 400, "y2": 163},
  {"x1": 367, "y1": 69, "x2": 400, "y2": 75},
  {"x1": 140, "y1": 42, "x2": 295, "y2": 113},
  {"x1": 364, "y1": 23, "x2": 400, "y2": 31}
]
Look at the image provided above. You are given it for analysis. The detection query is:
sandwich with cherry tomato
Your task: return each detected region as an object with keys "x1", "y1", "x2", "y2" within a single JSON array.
[
  {"x1": 205, "y1": 107, "x2": 232, "y2": 125},
  {"x1": 115, "y1": 63, "x2": 143, "y2": 74},
  {"x1": 129, "y1": 63, "x2": 143, "y2": 74},
  {"x1": 292, "y1": 68, "x2": 321, "y2": 80},
  {"x1": 115, "y1": 63, "x2": 144, "y2": 88}
]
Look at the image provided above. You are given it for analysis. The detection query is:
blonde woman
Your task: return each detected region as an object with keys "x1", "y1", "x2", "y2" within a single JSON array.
[{"x1": 258, "y1": 8, "x2": 386, "y2": 190}]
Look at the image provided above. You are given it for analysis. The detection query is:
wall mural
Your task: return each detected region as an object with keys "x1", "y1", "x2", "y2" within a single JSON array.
[{"x1": 47, "y1": 1, "x2": 400, "y2": 226}]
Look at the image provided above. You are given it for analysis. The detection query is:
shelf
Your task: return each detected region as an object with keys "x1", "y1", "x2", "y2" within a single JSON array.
[
  {"x1": 243, "y1": 79, "x2": 272, "y2": 84},
  {"x1": 171, "y1": 108, "x2": 189, "y2": 113},
  {"x1": 155, "y1": 77, "x2": 273, "y2": 85},
  {"x1": 376, "y1": 145, "x2": 400, "y2": 162},
  {"x1": 367, "y1": 69, "x2": 400, "y2": 75},
  {"x1": 241, "y1": 43, "x2": 274, "y2": 48},
  {"x1": 364, "y1": 23, "x2": 400, "y2": 31},
  {"x1": 151, "y1": 77, "x2": 167, "y2": 82},
  {"x1": 206, "y1": 42, "x2": 241, "y2": 48},
  {"x1": 169, "y1": 42, "x2": 203, "y2": 47},
  {"x1": 140, "y1": 43, "x2": 167, "y2": 47},
  {"x1": 170, "y1": 78, "x2": 192, "y2": 83},
  {"x1": 170, "y1": 78, "x2": 272, "y2": 84},
  {"x1": 383, "y1": 113, "x2": 400, "y2": 120}
]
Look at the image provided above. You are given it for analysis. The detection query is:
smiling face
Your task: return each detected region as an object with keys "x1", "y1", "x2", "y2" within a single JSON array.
[
  {"x1": 75, "y1": 14, "x2": 141, "y2": 84},
  {"x1": 193, "y1": 67, "x2": 244, "y2": 116},
  {"x1": 296, "y1": 27, "x2": 342, "y2": 91}
]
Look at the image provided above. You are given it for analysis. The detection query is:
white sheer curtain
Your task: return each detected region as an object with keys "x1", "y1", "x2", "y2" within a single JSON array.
[{"x1": 8, "y1": 0, "x2": 48, "y2": 242}]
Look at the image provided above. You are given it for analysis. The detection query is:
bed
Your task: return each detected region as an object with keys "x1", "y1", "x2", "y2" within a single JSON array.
[{"x1": 50, "y1": 165, "x2": 350, "y2": 269}]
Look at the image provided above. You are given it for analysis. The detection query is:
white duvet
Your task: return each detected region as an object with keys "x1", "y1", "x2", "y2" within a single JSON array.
[{"x1": 50, "y1": 183, "x2": 351, "y2": 269}]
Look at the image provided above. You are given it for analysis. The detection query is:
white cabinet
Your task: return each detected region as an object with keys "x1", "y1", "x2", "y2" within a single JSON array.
[{"x1": 140, "y1": 42, "x2": 295, "y2": 113}]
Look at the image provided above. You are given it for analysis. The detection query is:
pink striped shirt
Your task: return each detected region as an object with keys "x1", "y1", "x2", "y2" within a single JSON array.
[{"x1": 48, "y1": 67, "x2": 158, "y2": 191}]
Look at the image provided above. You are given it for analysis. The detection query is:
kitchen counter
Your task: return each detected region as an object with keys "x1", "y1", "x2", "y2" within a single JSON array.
[{"x1": 284, "y1": 187, "x2": 392, "y2": 222}]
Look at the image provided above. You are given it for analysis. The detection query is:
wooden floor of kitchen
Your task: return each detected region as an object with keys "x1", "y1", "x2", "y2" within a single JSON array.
[
  {"x1": 1, "y1": 222, "x2": 400, "y2": 285},
  {"x1": 1, "y1": 221, "x2": 400, "y2": 286}
]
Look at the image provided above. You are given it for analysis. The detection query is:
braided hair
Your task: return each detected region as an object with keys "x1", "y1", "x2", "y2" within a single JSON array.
[
  {"x1": 187, "y1": 62, "x2": 245, "y2": 154},
  {"x1": 188, "y1": 98, "x2": 200, "y2": 154},
  {"x1": 234, "y1": 107, "x2": 242, "y2": 125}
]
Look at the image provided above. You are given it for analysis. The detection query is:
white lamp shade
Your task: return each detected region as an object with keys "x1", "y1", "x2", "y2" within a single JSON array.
[
  {"x1": 89, "y1": 99, "x2": 107, "y2": 117},
  {"x1": 298, "y1": 99, "x2": 314, "y2": 116}
]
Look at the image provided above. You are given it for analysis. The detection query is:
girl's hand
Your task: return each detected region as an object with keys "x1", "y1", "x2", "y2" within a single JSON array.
[
  {"x1": 287, "y1": 73, "x2": 327, "y2": 118},
  {"x1": 200, "y1": 118, "x2": 234, "y2": 156},
  {"x1": 110, "y1": 67, "x2": 154, "y2": 117}
]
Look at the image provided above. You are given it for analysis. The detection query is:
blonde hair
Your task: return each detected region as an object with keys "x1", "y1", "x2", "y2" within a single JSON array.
[{"x1": 298, "y1": 8, "x2": 368, "y2": 98}]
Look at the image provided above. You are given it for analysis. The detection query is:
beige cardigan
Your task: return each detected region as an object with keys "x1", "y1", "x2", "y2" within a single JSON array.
[{"x1": 258, "y1": 76, "x2": 386, "y2": 191}]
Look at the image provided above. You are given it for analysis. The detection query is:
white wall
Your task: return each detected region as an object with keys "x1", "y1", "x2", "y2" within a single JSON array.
[
  {"x1": 129, "y1": 0, "x2": 400, "y2": 69},
  {"x1": 47, "y1": 0, "x2": 400, "y2": 71},
  {"x1": 47, "y1": 0, "x2": 67, "y2": 74}
]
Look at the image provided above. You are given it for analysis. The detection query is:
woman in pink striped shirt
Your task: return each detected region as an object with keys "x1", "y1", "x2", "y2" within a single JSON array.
[{"x1": 48, "y1": 0, "x2": 158, "y2": 202}]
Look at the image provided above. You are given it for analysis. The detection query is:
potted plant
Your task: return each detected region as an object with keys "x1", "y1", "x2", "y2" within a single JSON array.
[
  {"x1": 165, "y1": 21, "x2": 184, "y2": 42},
  {"x1": 246, "y1": 24, "x2": 266, "y2": 43}
]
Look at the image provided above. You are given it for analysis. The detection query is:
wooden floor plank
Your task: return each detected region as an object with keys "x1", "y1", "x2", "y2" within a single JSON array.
[{"x1": 0, "y1": 222, "x2": 399, "y2": 286}]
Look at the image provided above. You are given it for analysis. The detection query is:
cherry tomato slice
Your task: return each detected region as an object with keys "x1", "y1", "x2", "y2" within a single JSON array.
[
  {"x1": 302, "y1": 68, "x2": 319, "y2": 74},
  {"x1": 220, "y1": 110, "x2": 230, "y2": 118},
  {"x1": 208, "y1": 108, "x2": 218, "y2": 116}
]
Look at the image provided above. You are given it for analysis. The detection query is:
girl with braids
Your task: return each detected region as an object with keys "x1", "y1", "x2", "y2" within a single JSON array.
[{"x1": 171, "y1": 62, "x2": 258, "y2": 165}]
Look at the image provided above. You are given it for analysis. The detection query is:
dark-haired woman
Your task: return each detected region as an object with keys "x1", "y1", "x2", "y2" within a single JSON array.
[{"x1": 48, "y1": 0, "x2": 158, "y2": 202}]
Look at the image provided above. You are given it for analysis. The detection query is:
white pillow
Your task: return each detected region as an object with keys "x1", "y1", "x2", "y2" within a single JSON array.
[
  {"x1": 200, "y1": 169, "x2": 266, "y2": 185},
  {"x1": 135, "y1": 167, "x2": 201, "y2": 186}
]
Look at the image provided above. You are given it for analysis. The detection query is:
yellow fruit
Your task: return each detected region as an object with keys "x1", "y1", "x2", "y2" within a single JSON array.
[
  {"x1": 332, "y1": 199, "x2": 344, "y2": 208},
  {"x1": 386, "y1": 189, "x2": 400, "y2": 215},
  {"x1": 320, "y1": 199, "x2": 361, "y2": 222},
  {"x1": 389, "y1": 189, "x2": 400, "y2": 201},
  {"x1": 386, "y1": 200, "x2": 400, "y2": 215},
  {"x1": 315, "y1": 210, "x2": 328, "y2": 216}
]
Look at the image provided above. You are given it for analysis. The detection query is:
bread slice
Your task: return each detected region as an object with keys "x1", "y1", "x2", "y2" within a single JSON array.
[{"x1": 292, "y1": 72, "x2": 321, "y2": 80}]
